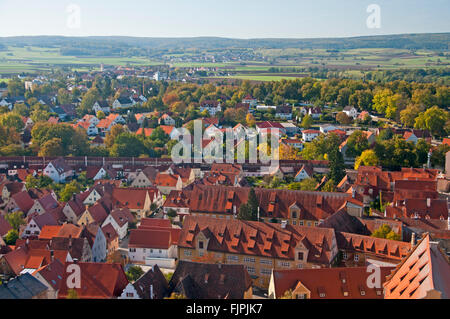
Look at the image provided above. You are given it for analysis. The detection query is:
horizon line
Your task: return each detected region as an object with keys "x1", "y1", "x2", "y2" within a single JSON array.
[{"x1": 0, "y1": 31, "x2": 449, "y2": 41}]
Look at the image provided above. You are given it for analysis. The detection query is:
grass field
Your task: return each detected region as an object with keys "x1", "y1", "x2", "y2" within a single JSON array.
[
  {"x1": 0, "y1": 45, "x2": 448, "y2": 82},
  {"x1": 0, "y1": 46, "x2": 162, "y2": 74}
]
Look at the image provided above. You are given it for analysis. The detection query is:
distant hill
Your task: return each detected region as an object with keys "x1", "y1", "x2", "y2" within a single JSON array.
[{"x1": 0, "y1": 33, "x2": 448, "y2": 56}]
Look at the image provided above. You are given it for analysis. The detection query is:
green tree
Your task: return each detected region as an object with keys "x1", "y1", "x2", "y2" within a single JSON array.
[
  {"x1": 322, "y1": 179, "x2": 336, "y2": 192},
  {"x1": 0, "y1": 112, "x2": 24, "y2": 131},
  {"x1": 25, "y1": 174, "x2": 53, "y2": 189},
  {"x1": 299, "y1": 177, "x2": 317, "y2": 191},
  {"x1": 355, "y1": 149, "x2": 379, "y2": 170},
  {"x1": 7, "y1": 78, "x2": 25, "y2": 97},
  {"x1": 345, "y1": 130, "x2": 369, "y2": 158},
  {"x1": 237, "y1": 204, "x2": 252, "y2": 221},
  {"x1": 96, "y1": 110, "x2": 106, "y2": 119},
  {"x1": 431, "y1": 144, "x2": 450, "y2": 168},
  {"x1": 301, "y1": 114, "x2": 313, "y2": 129},
  {"x1": 12, "y1": 103, "x2": 29, "y2": 117},
  {"x1": 328, "y1": 147, "x2": 345, "y2": 186},
  {"x1": 414, "y1": 106, "x2": 449, "y2": 138},
  {"x1": 301, "y1": 133, "x2": 341, "y2": 161},
  {"x1": 247, "y1": 188, "x2": 259, "y2": 221},
  {"x1": 4, "y1": 229, "x2": 19, "y2": 245},
  {"x1": 372, "y1": 224, "x2": 401, "y2": 241},
  {"x1": 167, "y1": 209, "x2": 177, "y2": 219},
  {"x1": 400, "y1": 104, "x2": 422, "y2": 128},
  {"x1": 110, "y1": 133, "x2": 146, "y2": 157},
  {"x1": 78, "y1": 88, "x2": 100, "y2": 116},
  {"x1": 126, "y1": 266, "x2": 144, "y2": 282},
  {"x1": 39, "y1": 138, "x2": 64, "y2": 156},
  {"x1": 59, "y1": 181, "x2": 82, "y2": 202},
  {"x1": 30, "y1": 109, "x2": 51, "y2": 123},
  {"x1": 5, "y1": 211, "x2": 26, "y2": 231},
  {"x1": 336, "y1": 112, "x2": 352, "y2": 125},
  {"x1": 104, "y1": 124, "x2": 126, "y2": 148}
]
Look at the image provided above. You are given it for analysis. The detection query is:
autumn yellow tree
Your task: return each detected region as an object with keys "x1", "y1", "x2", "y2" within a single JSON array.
[
  {"x1": 246, "y1": 113, "x2": 255, "y2": 127},
  {"x1": 279, "y1": 144, "x2": 298, "y2": 160}
]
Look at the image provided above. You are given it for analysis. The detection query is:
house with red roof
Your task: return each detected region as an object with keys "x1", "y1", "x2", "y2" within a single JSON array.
[
  {"x1": 102, "y1": 208, "x2": 136, "y2": 240},
  {"x1": 1, "y1": 181, "x2": 26, "y2": 202},
  {"x1": 43, "y1": 158, "x2": 74, "y2": 183},
  {"x1": 269, "y1": 266, "x2": 393, "y2": 299},
  {"x1": 178, "y1": 215, "x2": 339, "y2": 289},
  {"x1": 32, "y1": 258, "x2": 65, "y2": 299},
  {"x1": 158, "y1": 113, "x2": 176, "y2": 126},
  {"x1": 335, "y1": 231, "x2": 412, "y2": 267},
  {"x1": 294, "y1": 165, "x2": 314, "y2": 182},
  {"x1": 20, "y1": 212, "x2": 58, "y2": 239},
  {"x1": 27, "y1": 193, "x2": 59, "y2": 216},
  {"x1": 128, "y1": 218, "x2": 180, "y2": 268},
  {"x1": 119, "y1": 264, "x2": 169, "y2": 299},
  {"x1": 102, "y1": 223, "x2": 119, "y2": 255},
  {"x1": 162, "y1": 185, "x2": 358, "y2": 226},
  {"x1": 302, "y1": 129, "x2": 321, "y2": 142},
  {"x1": 154, "y1": 173, "x2": 183, "y2": 195},
  {"x1": 81, "y1": 224, "x2": 107, "y2": 262},
  {"x1": 62, "y1": 190, "x2": 90, "y2": 223},
  {"x1": 242, "y1": 95, "x2": 257, "y2": 106},
  {"x1": 39, "y1": 223, "x2": 83, "y2": 240},
  {"x1": 5, "y1": 190, "x2": 35, "y2": 213},
  {"x1": 130, "y1": 166, "x2": 158, "y2": 188},
  {"x1": 7, "y1": 168, "x2": 36, "y2": 182},
  {"x1": 168, "y1": 261, "x2": 253, "y2": 299},
  {"x1": 112, "y1": 187, "x2": 163, "y2": 219},
  {"x1": 384, "y1": 234, "x2": 450, "y2": 299},
  {"x1": 58, "y1": 262, "x2": 129, "y2": 299},
  {"x1": 256, "y1": 121, "x2": 286, "y2": 136}
]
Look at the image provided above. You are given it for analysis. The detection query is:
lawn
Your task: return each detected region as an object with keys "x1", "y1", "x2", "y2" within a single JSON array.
[{"x1": 0, "y1": 46, "x2": 161, "y2": 74}]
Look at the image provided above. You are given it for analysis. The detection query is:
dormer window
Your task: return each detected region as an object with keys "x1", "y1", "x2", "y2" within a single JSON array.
[
  {"x1": 298, "y1": 252, "x2": 304, "y2": 260},
  {"x1": 198, "y1": 241, "x2": 204, "y2": 249}
]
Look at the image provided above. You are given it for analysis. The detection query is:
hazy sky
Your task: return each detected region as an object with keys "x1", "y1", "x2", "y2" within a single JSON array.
[{"x1": 0, "y1": 0, "x2": 449, "y2": 38}]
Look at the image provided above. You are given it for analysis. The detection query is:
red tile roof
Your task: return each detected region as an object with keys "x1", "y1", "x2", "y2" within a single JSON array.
[
  {"x1": 336, "y1": 232, "x2": 411, "y2": 261},
  {"x1": 129, "y1": 229, "x2": 173, "y2": 249},
  {"x1": 39, "y1": 224, "x2": 82, "y2": 240},
  {"x1": 178, "y1": 216, "x2": 337, "y2": 264},
  {"x1": 155, "y1": 173, "x2": 180, "y2": 187},
  {"x1": 166, "y1": 185, "x2": 350, "y2": 221},
  {"x1": 112, "y1": 187, "x2": 159, "y2": 210},
  {"x1": 58, "y1": 262, "x2": 128, "y2": 299},
  {"x1": 11, "y1": 190, "x2": 35, "y2": 212},
  {"x1": 0, "y1": 215, "x2": 12, "y2": 237},
  {"x1": 272, "y1": 266, "x2": 393, "y2": 299},
  {"x1": 140, "y1": 218, "x2": 172, "y2": 228},
  {"x1": 384, "y1": 234, "x2": 450, "y2": 299}
]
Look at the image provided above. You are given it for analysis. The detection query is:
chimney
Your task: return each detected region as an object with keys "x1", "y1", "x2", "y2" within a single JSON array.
[
  {"x1": 50, "y1": 250, "x2": 54, "y2": 262},
  {"x1": 73, "y1": 258, "x2": 78, "y2": 264},
  {"x1": 150, "y1": 284, "x2": 154, "y2": 300},
  {"x1": 427, "y1": 198, "x2": 431, "y2": 208},
  {"x1": 281, "y1": 220, "x2": 287, "y2": 229},
  {"x1": 411, "y1": 232, "x2": 416, "y2": 248}
]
